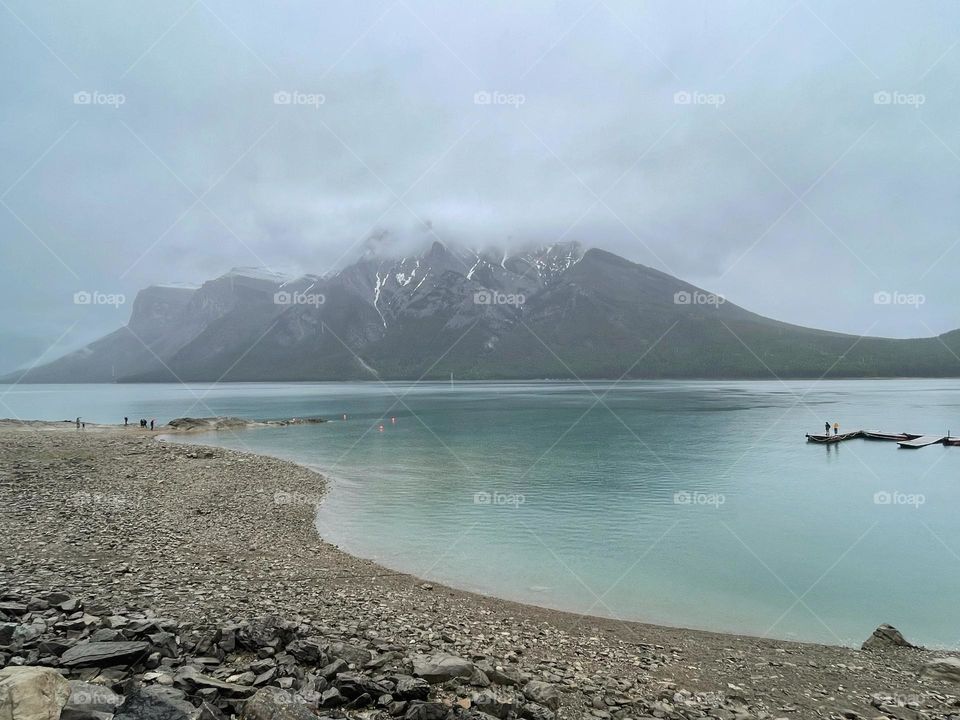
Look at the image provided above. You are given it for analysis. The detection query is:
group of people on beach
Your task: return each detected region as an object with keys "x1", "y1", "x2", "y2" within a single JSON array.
[
  {"x1": 123, "y1": 416, "x2": 155, "y2": 430},
  {"x1": 825, "y1": 420, "x2": 840, "y2": 436}
]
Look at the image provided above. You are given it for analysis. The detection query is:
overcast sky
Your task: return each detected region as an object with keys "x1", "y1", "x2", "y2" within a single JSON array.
[{"x1": 2, "y1": 0, "x2": 959, "y2": 371}]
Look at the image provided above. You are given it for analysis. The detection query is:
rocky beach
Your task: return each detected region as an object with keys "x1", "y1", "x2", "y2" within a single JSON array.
[{"x1": 2, "y1": 420, "x2": 959, "y2": 720}]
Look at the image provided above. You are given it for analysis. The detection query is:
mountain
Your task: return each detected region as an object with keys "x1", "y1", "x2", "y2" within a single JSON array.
[{"x1": 7, "y1": 242, "x2": 960, "y2": 382}]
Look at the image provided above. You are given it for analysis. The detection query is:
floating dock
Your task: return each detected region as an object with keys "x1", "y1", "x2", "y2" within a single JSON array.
[
  {"x1": 897, "y1": 435, "x2": 947, "y2": 449},
  {"x1": 806, "y1": 430, "x2": 955, "y2": 449},
  {"x1": 806, "y1": 430, "x2": 864, "y2": 444}
]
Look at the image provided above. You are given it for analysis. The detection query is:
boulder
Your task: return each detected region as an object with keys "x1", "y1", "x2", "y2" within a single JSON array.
[
  {"x1": 325, "y1": 642, "x2": 371, "y2": 667},
  {"x1": 921, "y1": 657, "x2": 960, "y2": 683},
  {"x1": 471, "y1": 689, "x2": 518, "y2": 719},
  {"x1": 174, "y1": 666, "x2": 255, "y2": 697},
  {"x1": 394, "y1": 676, "x2": 430, "y2": 701},
  {"x1": 284, "y1": 639, "x2": 326, "y2": 665},
  {"x1": 333, "y1": 673, "x2": 390, "y2": 700},
  {"x1": 861, "y1": 624, "x2": 914, "y2": 651},
  {"x1": 0, "y1": 667, "x2": 71, "y2": 720},
  {"x1": 521, "y1": 702, "x2": 555, "y2": 720},
  {"x1": 412, "y1": 653, "x2": 474, "y2": 683},
  {"x1": 61, "y1": 680, "x2": 124, "y2": 720},
  {"x1": 241, "y1": 687, "x2": 316, "y2": 720},
  {"x1": 522, "y1": 681, "x2": 560, "y2": 711},
  {"x1": 404, "y1": 701, "x2": 450, "y2": 720},
  {"x1": 60, "y1": 641, "x2": 151, "y2": 668},
  {"x1": 114, "y1": 686, "x2": 196, "y2": 720}
]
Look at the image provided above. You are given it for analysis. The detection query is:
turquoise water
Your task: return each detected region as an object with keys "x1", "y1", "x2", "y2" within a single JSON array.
[{"x1": 3, "y1": 380, "x2": 960, "y2": 648}]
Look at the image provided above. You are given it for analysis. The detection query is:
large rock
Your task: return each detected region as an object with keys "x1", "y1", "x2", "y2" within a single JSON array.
[
  {"x1": 861, "y1": 624, "x2": 914, "y2": 651},
  {"x1": 60, "y1": 641, "x2": 151, "y2": 667},
  {"x1": 241, "y1": 687, "x2": 316, "y2": 720},
  {"x1": 61, "y1": 680, "x2": 124, "y2": 720},
  {"x1": 521, "y1": 703, "x2": 555, "y2": 720},
  {"x1": 412, "y1": 653, "x2": 474, "y2": 683},
  {"x1": 114, "y1": 686, "x2": 196, "y2": 720},
  {"x1": 284, "y1": 638, "x2": 326, "y2": 665},
  {"x1": 0, "y1": 667, "x2": 71, "y2": 720},
  {"x1": 333, "y1": 673, "x2": 390, "y2": 700},
  {"x1": 174, "y1": 666, "x2": 255, "y2": 697},
  {"x1": 471, "y1": 689, "x2": 518, "y2": 719},
  {"x1": 394, "y1": 676, "x2": 430, "y2": 701},
  {"x1": 522, "y1": 681, "x2": 560, "y2": 711},
  {"x1": 325, "y1": 642, "x2": 371, "y2": 667},
  {"x1": 0, "y1": 666, "x2": 70, "y2": 720},
  {"x1": 921, "y1": 657, "x2": 960, "y2": 683},
  {"x1": 404, "y1": 702, "x2": 450, "y2": 720}
]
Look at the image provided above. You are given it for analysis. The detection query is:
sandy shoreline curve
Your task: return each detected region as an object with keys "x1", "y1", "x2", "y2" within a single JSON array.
[{"x1": 2, "y1": 418, "x2": 958, "y2": 718}]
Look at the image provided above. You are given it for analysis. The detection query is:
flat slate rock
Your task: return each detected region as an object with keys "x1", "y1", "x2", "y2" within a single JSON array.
[{"x1": 60, "y1": 641, "x2": 151, "y2": 667}]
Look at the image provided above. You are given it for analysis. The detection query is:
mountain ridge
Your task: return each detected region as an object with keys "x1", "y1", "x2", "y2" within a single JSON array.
[{"x1": 6, "y1": 242, "x2": 960, "y2": 383}]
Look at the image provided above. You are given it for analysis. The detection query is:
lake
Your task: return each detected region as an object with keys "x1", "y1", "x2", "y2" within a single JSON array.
[{"x1": 3, "y1": 379, "x2": 959, "y2": 648}]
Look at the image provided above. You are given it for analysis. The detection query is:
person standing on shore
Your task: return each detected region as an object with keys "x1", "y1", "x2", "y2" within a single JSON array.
[
  {"x1": 124, "y1": 417, "x2": 128, "y2": 426},
  {"x1": 833, "y1": 422, "x2": 839, "y2": 436},
  {"x1": 76, "y1": 417, "x2": 80, "y2": 430},
  {"x1": 150, "y1": 419, "x2": 155, "y2": 431}
]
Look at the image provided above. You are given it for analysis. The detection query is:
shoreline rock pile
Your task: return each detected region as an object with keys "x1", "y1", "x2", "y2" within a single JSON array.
[{"x1": 0, "y1": 589, "x2": 567, "y2": 720}]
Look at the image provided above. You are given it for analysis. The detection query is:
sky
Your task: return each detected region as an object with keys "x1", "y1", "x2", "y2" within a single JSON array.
[{"x1": 2, "y1": 0, "x2": 959, "y2": 372}]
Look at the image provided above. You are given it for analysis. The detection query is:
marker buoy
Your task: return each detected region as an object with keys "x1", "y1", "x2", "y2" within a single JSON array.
[
  {"x1": 391, "y1": 417, "x2": 396, "y2": 424},
  {"x1": 343, "y1": 414, "x2": 347, "y2": 420},
  {"x1": 378, "y1": 424, "x2": 384, "y2": 431}
]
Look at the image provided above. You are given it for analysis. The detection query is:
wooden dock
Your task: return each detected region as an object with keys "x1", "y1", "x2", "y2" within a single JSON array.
[
  {"x1": 805, "y1": 430, "x2": 864, "y2": 444},
  {"x1": 806, "y1": 430, "x2": 955, "y2": 450},
  {"x1": 897, "y1": 435, "x2": 947, "y2": 449}
]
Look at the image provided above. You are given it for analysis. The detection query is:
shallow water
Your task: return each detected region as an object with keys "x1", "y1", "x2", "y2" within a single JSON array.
[{"x1": 4, "y1": 379, "x2": 959, "y2": 647}]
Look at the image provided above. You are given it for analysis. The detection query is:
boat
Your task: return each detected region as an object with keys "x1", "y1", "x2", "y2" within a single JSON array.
[
  {"x1": 862, "y1": 431, "x2": 920, "y2": 442},
  {"x1": 943, "y1": 437, "x2": 960, "y2": 447},
  {"x1": 805, "y1": 431, "x2": 863, "y2": 444}
]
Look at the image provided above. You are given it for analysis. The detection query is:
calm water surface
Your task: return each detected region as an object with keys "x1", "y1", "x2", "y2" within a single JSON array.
[{"x1": 3, "y1": 379, "x2": 959, "y2": 647}]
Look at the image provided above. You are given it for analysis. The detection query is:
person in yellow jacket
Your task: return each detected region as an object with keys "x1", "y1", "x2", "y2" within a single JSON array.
[{"x1": 833, "y1": 422, "x2": 839, "y2": 436}]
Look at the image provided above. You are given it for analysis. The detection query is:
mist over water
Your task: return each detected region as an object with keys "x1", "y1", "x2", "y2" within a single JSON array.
[{"x1": 5, "y1": 379, "x2": 960, "y2": 647}]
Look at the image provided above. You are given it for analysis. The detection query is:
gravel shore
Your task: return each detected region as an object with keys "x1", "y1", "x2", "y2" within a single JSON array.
[{"x1": 2, "y1": 419, "x2": 959, "y2": 720}]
